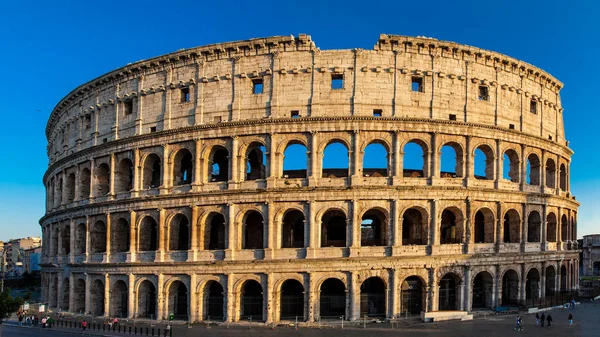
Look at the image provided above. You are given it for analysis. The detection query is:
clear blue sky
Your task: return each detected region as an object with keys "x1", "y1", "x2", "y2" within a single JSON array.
[{"x1": 0, "y1": 0, "x2": 598, "y2": 240}]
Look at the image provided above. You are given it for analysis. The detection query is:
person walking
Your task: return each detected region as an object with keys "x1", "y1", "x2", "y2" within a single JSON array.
[
  {"x1": 82, "y1": 320, "x2": 87, "y2": 332},
  {"x1": 547, "y1": 314, "x2": 552, "y2": 327},
  {"x1": 540, "y1": 313, "x2": 546, "y2": 327},
  {"x1": 41, "y1": 316, "x2": 47, "y2": 328},
  {"x1": 568, "y1": 313, "x2": 573, "y2": 326},
  {"x1": 535, "y1": 313, "x2": 540, "y2": 326}
]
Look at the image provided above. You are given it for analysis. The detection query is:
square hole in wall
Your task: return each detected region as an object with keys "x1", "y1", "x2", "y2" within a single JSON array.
[
  {"x1": 124, "y1": 100, "x2": 133, "y2": 115},
  {"x1": 549, "y1": 135, "x2": 553, "y2": 140},
  {"x1": 373, "y1": 109, "x2": 382, "y2": 117},
  {"x1": 252, "y1": 78, "x2": 263, "y2": 94},
  {"x1": 84, "y1": 115, "x2": 91, "y2": 129},
  {"x1": 331, "y1": 74, "x2": 344, "y2": 90},
  {"x1": 478, "y1": 86, "x2": 489, "y2": 101},
  {"x1": 180, "y1": 87, "x2": 190, "y2": 103},
  {"x1": 102, "y1": 138, "x2": 107, "y2": 143},
  {"x1": 530, "y1": 100, "x2": 537, "y2": 114},
  {"x1": 149, "y1": 126, "x2": 157, "y2": 133},
  {"x1": 449, "y1": 114, "x2": 457, "y2": 121},
  {"x1": 213, "y1": 116, "x2": 222, "y2": 123},
  {"x1": 411, "y1": 76, "x2": 423, "y2": 92},
  {"x1": 291, "y1": 110, "x2": 300, "y2": 118},
  {"x1": 509, "y1": 124, "x2": 515, "y2": 130}
]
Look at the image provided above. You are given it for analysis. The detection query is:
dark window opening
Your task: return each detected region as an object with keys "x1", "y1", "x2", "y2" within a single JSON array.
[
  {"x1": 360, "y1": 277, "x2": 386, "y2": 317},
  {"x1": 509, "y1": 124, "x2": 515, "y2": 130},
  {"x1": 243, "y1": 211, "x2": 264, "y2": 249},
  {"x1": 173, "y1": 150, "x2": 193, "y2": 186},
  {"x1": 411, "y1": 76, "x2": 423, "y2": 92},
  {"x1": 291, "y1": 110, "x2": 300, "y2": 118},
  {"x1": 149, "y1": 126, "x2": 157, "y2": 133},
  {"x1": 205, "y1": 213, "x2": 225, "y2": 250},
  {"x1": 102, "y1": 138, "x2": 107, "y2": 143},
  {"x1": 449, "y1": 114, "x2": 457, "y2": 121},
  {"x1": 180, "y1": 87, "x2": 190, "y2": 103},
  {"x1": 281, "y1": 210, "x2": 305, "y2": 248},
  {"x1": 280, "y1": 280, "x2": 304, "y2": 320},
  {"x1": 252, "y1": 78, "x2": 263, "y2": 94},
  {"x1": 331, "y1": 74, "x2": 344, "y2": 90},
  {"x1": 210, "y1": 147, "x2": 229, "y2": 182},
  {"x1": 548, "y1": 135, "x2": 553, "y2": 140},
  {"x1": 241, "y1": 280, "x2": 263, "y2": 320},
  {"x1": 530, "y1": 100, "x2": 537, "y2": 114},
  {"x1": 478, "y1": 86, "x2": 489, "y2": 101},
  {"x1": 246, "y1": 143, "x2": 267, "y2": 180},
  {"x1": 321, "y1": 210, "x2": 347, "y2": 247},
  {"x1": 402, "y1": 208, "x2": 426, "y2": 245},
  {"x1": 84, "y1": 115, "x2": 91, "y2": 129},
  {"x1": 372, "y1": 109, "x2": 382, "y2": 117},
  {"x1": 361, "y1": 209, "x2": 387, "y2": 246},
  {"x1": 124, "y1": 100, "x2": 133, "y2": 115},
  {"x1": 319, "y1": 278, "x2": 346, "y2": 319}
]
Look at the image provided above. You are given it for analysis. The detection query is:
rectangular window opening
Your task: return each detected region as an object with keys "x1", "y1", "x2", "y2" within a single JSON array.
[
  {"x1": 411, "y1": 76, "x2": 423, "y2": 92},
  {"x1": 102, "y1": 138, "x2": 108, "y2": 144},
  {"x1": 331, "y1": 74, "x2": 344, "y2": 90},
  {"x1": 509, "y1": 124, "x2": 515, "y2": 130},
  {"x1": 373, "y1": 109, "x2": 382, "y2": 117},
  {"x1": 252, "y1": 78, "x2": 263, "y2": 94},
  {"x1": 291, "y1": 110, "x2": 300, "y2": 118},
  {"x1": 449, "y1": 114, "x2": 457, "y2": 121},
  {"x1": 180, "y1": 87, "x2": 190, "y2": 103},
  {"x1": 530, "y1": 100, "x2": 537, "y2": 114},
  {"x1": 124, "y1": 100, "x2": 134, "y2": 115},
  {"x1": 213, "y1": 116, "x2": 222, "y2": 123},
  {"x1": 149, "y1": 126, "x2": 157, "y2": 133},
  {"x1": 549, "y1": 135, "x2": 553, "y2": 140},
  {"x1": 84, "y1": 115, "x2": 91, "y2": 129},
  {"x1": 478, "y1": 86, "x2": 489, "y2": 101}
]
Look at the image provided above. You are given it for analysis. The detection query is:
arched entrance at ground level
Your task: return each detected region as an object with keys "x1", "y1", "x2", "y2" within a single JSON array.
[
  {"x1": 472, "y1": 272, "x2": 493, "y2": 309},
  {"x1": 280, "y1": 280, "x2": 304, "y2": 320},
  {"x1": 360, "y1": 277, "x2": 386, "y2": 317},
  {"x1": 439, "y1": 274, "x2": 460, "y2": 311},
  {"x1": 560, "y1": 265, "x2": 567, "y2": 292},
  {"x1": 546, "y1": 266, "x2": 556, "y2": 296},
  {"x1": 526, "y1": 269, "x2": 540, "y2": 302},
  {"x1": 73, "y1": 279, "x2": 85, "y2": 314},
  {"x1": 502, "y1": 270, "x2": 519, "y2": 306},
  {"x1": 110, "y1": 280, "x2": 128, "y2": 318},
  {"x1": 241, "y1": 280, "x2": 263, "y2": 321},
  {"x1": 91, "y1": 280, "x2": 105, "y2": 316},
  {"x1": 319, "y1": 278, "x2": 346, "y2": 319},
  {"x1": 401, "y1": 276, "x2": 423, "y2": 315},
  {"x1": 137, "y1": 280, "x2": 157, "y2": 319},
  {"x1": 168, "y1": 281, "x2": 188, "y2": 320},
  {"x1": 62, "y1": 278, "x2": 70, "y2": 311},
  {"x1": 594, "y1": 262, "x2": 600, "y2": 276},
  {"x1": 204, "y1": 281, "x2": 224, "y2": 320}
]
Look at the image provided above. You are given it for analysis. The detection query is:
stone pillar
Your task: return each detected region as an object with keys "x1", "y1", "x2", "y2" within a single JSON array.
[
  {"x1": 428, "y1": 267, "x2": 437, "y2": 312},
  {"x1": 430, "y1": 199, "x2": 438, "y2": 245},
  {"x1": 493, "y1": 264, "x2": 500, "y2": 308},
  {"x1": 350, "y1": 199, "x2": 360, "y2": 254},
  {"x1": 225, "y1": 203, "x2": 236, "y2": 260},
  {"x1": 156, "y1": 273, "x2": 164, "y2": 320},
  {"x1": 104, "y1": 212, "x2": 111, "y2": 262},
  {"x1": 226, "y1": 274, "x2": 235, "y2": 322},
  {"x1": 350, "y1": 130, "x2": 360, "y2": 185},
  {"x1": 519, "y1": 264, "x2": 525, "y2": 305},
  {"x1": 160, "y1": 144, "x2": 170, "y2": 194},
  {"x1": 264, "y1": 202, "x2": 274, "y2": 259},
  {"x1": 69, "y1": 273, "x2": 75, "y2": 314},
  {"x1": 266, "y1": 133, "x2": 276, "y2": 188},
  {"x1": 128, "y1": 210, "x2": 137, "y2": 262},
  {"x1": 521, "y1": 203, "x2": 528, "y2": 251},
  {"x1": 350, "y1": 273, "x2": 360, "y2": 321},
  {"x1": 307, "y1": 201, "x2": 317, "y2": 258},
  {"x1": 132, "y1": 149, "x2": 140, "y2": 196},
  {"x1": 266, "y1": 273, "x2": 274, "y2": 323},
  {"x1": 74, "y1": 166, "x2": 81, "y2": 202},
  {"x1": 128, "y1": 273, "x2": 135, "y2": 319},
  {"x1": 463, "y1": 266, "x2": 471, "y2": 312},
  {"x1": 541, "y1": 149, "x2": 546, "y2": 193},
  {"x1": 85, "y1": 216, "x2": 91, "y2": 262},
  {"x1": 104, "y1": 274, "x2": 110, "y2": 317},
  {"x1": 188, "y1": 206, "x2": 199, "y2": 262},
  {"x1": 495, "y1": 139, "x2": 502, "y2": 188},
  {"x1": 308, "y1": 273, "x2": 316, "y2": 322},
  {"x1": 464, "y1": 136, "x2": 473, "y2": 186},
  {"x1": 541, "y1": 262, "x2": 546, "y2": 298},
  {"x1": 390, "y1": 269, "x2": 399, "y2": 318},
  {"x1": 229, "y1": 136, "x2": 239, "y2": 186},
  {"x1": 158, "y1": 209, "x2": 166, "y2": 262},
  {"x1": 392, "y1": 199, "x2": 401, "y2": 249},
  {"x1": 308, "y1": 131, "x2": 319, "y2": 185},
  {"x1": 541, "y1": 203, "x2": 548, "y2": 251},
  {"x1": 430, "y1": 132, "x2": 439, "y2": 183},
  {"x1": 57, "y1": 276, "x2": 64, "y2": 310},
  {"x1": 85, "y1": 273, "x2": 91, "y2": 315},
  {"x1": 392, "y1": 131, "x2": 402, "y2": 185},
  {"x1": 520, "y1": 144, "x2": 527, "y2": 191},
  {"x1": 192, "y1": 139, "x2": 202, "y2": 190},
  {"x1": 69, "y1": 218, "x2": 75, "y2": 263},
  {"x1": 189, "y1": 274, "x2": 198, "y2": 322},
  {"x1": 89, "y1": 158, "x2": 95, "y2": 199},
  {"x1": 109, "y1": 153, "x2": 116, "y2": 197}
]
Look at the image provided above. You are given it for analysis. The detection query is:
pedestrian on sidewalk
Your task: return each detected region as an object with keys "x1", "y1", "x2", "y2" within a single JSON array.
[
  {"x1": 571, "y1": 299, "x2": 576, "y2": 309},
  {"x1": 546, "y1": 314, "x2": 552, "y2": 327},
  {"x1": 568, "y1": 313, "x2": 573, "y2": 326},
  {"x1": 535, "y1": 313, "x2": 540, "y2": 326},
  {"x1": 41, "y1": 316, "x2": 47, "y2": 328},
  {"x1": 540, "y1": 313, "x2": 546, "y2": 327},
  {"x1": 82, "y1": 320, "x2": 87, "y2": 332}
]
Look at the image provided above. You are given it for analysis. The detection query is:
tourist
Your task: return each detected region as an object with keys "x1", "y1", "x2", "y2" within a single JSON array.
[
  {"x1": 41, "y1": 316, "x2": 47, "y2": 328},
  {"x1": 568, "y1": 313, "x2": 573, "y2": 326},
  {"x1": 546, "y1": 314, "x2": 552, "y2": 327},
  {"x1": 535, "y1": 313, "x2": 539, "y2": 326},
  {"x1": 82, "y1": 320, "x2": 87, "y2": 331},
  {"x1": 540, "y1": 313, "x2": 545, "y2": 327}
]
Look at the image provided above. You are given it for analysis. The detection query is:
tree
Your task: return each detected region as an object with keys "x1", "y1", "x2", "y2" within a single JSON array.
[{"x1": 0, "y1": 290, "x2": 23, "y2": 324}]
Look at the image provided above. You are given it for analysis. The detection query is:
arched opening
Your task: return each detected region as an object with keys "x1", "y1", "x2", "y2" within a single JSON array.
[
  {"x1": 560, "y1": 265, "x2": 567, "y2": 292},
  {"x1": 246, "y1": 142, "x2": 267, "y2": 180},
  {"x1": 75, "y1": 223, "x2": 86, "y2": 254},
  {"x1": 319, "y1": 278, "x2": 346, "y2": 319},
  {"x1": 474, "y1": 209, "x2": 494, "y2": 244},
  {"x1": 115, "y1": 158, "x2": 134, "y2": 193},
  {"x1": 546, "y1": 266, "x2": 556, "y2": 296},
  {"x1": 525, "y1": 269, "x2": 540, "y2": 301},
  {"x1": 282, "y1": 142, "x2": 308, "y2": 178},
  {"x1": 61, "y1": 225, "x2": 70, "y2": 255},
  {"x1": 321, "y1": 209, "x2": 347, "y2": 247},
  {"x1": 472, "y1": 272, "x2": 493, "y2": 309},
  {"x1": 547, "y1": 213, "x2": 557, "y2": 242},
  {"x1": 62, "y1": 278, "x2": 70, "y2": 311},
  {"x1": 168, "y1": 281, "x2": 188, "y2": 320},
  {"x1": 169, "y1": 214, "x2": 190, "y2": 251},
  {"x1": 50, "y1": 275, "x2": 58, "y2": 307},
  {"x1": 440, "y1": 208, "x2": 463, "y2": 244},
  {"x1": 403, "y1": 140, "x2": 428, "y2": 178},
  {"x1": 474, "y1": 145, "x2": 494, "y2": 180},
  {"x1": 112, "y1": 218, "x2": 130, "y2": 253},
  {"x1": 322, "y1": 141, "x2": 349, "y2": 178},
  {"x1": 400, "y1": 276, "x2": 423, "y2": 315},
  {"x1": 561, "y1": 215, "x2": 569, "y2": 241},
  {"x1": 594, "y1": 262, "x2": 600, "y2": 276},
  {"x1": 527, "y1": 211, "x2": 541, "y2": 242},
  {"x1": 503, "y1": 210, "x2": 520, "y2": 243},
  {"x1": 503, "y1": 149, "x2": 520, "y2": 182},
  {"x1": 362, "y1": 142, "x2": 389, "y2": 177},
  {"x1": 204, "y1": 213, "x2": 226, "y2": 250},
  {"x1": 440, "y1": 142, "x2": 463, "y2": 178},
  {"x1": 137, "y1": 280, "x2": 157, "y2": 319},
  {"x1": 79, "y1": 168, "x2": 91, "y2": 199},
  {"x1": 56, "y1": 178, "x2": 63, "y2": 205},
  {"x1": 280, "y1": 279, "x2": 304, "y2": 320},
  {"x1": 281, "y1": 210, "x2": 305, "y2": 248},
  {"x1": 91, "y1": 220, "x2": 106, "y2": 253},
  {"x1": 173, "y1": 149, "x2": 193, "y2": 186},
  {"x1": 65, "y1": 173, "x2": 75, "y2": 203},
  {"x1": 438, "y1": 273, "x2": 460, "y2": 310},
  {"x1": 110, "y1": 280, "x2": 128, "y2": 318},
  {"x1": 360, "y1": 277, "x2": 386, "y2": 317},
  {"x1": 526, "y1": 154, "x2": 541, "y2": 185},
  {"x1": 501, "y1": 270, "x2": 519, "y2": 306},
  {"x1": 142, "y1": 154, "x2": 161, "y2": 189},
  {"x1": 51, "y1": 227, "x2": 58, "y2": 256},
  {"x1": 361, "y1": 209, "x2": 388, "y2": 246},
  {"x1": 138, "y1": 217, "x2": 158, "y2": 251},
  {"x1": 559, "y1": 164, "x2": 567, "y2": 191},
  {"x1": 73, "y1": 279, "x2": 86, "y2": 314},
  {"x1": 243, "y1": 211, "x2": 264, "y2": 249},
  {"x1": 241, "y1": 280, "x2": 263, "y2": 321},
  {"x1": 209, "y1": 146, "x2": 229, "y2": 182},
  {"x1": 91, "y1": 279, "x2": 105, "y2": 316},
  {"x1": 94, "y1": 163, "x2": 110, "y2": 196},
  {"x1": 402, "y1": 208, "x2": 427, "y2": 245},
  {"x1": 546, "y1": 158, "x2": 556, "y2": 188},
  {"x1": 204, "y1": 281, "x2": 224, "y2": 320}
]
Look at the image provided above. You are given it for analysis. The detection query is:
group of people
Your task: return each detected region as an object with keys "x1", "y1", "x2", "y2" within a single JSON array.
[
  {"x1": 16, "y1": 312, "x2": 38, "y2": 326},
  {"x1": 515, "y1": 312, "x2": 574, "y2": 331}
]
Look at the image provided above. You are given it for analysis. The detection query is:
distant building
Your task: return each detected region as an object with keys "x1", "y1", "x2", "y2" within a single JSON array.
[
  {"x1": 23, "y1": 246, "x2": 42, "y2": 276},
  {"x1": 2, "y1": 237, "x2": 42, "y2": 277},
  {"x1": 582, "y1": 235, "x2": 600, "y2": 276}
]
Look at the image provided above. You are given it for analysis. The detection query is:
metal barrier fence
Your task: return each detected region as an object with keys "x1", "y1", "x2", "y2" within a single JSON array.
[{"x1": 48, "y1": 319, "x2": 173, "y2": 337}]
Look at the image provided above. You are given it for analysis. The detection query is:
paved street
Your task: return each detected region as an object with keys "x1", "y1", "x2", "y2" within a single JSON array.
[{"x1": 2, "y1": 302, "x2": 598, "y2": 337}]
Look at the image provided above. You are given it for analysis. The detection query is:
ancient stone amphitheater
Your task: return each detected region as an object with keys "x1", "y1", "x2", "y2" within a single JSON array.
[{"x1": 40, "y1": 34, "x2": 579, "y2": 323}]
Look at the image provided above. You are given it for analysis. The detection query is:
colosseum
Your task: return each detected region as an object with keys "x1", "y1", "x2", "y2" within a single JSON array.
[{"x1": 40, "y1": 34, "x2": 579, "y2": 323}]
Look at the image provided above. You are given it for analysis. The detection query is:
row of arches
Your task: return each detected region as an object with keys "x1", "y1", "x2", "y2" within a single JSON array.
[
  {"x1": 46, "y1": 138, "x2": 570, "y2": 209},
  {"x1": 45, "y1": 206, "x2": 577, "y2": 257}
]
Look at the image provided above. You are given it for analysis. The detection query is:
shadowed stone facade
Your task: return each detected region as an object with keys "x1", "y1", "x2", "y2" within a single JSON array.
[{"x1": 40, "y1": 34, "x2": 579, "y2": 323}]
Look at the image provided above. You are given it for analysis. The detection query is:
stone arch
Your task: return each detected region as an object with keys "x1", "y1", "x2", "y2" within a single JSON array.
[
  {"x1": 62, "y1": 277, "x2": 70, "y2": 311},
  {"x1": 438, "y1": 272, "x2": 461, "y2": 311},
  {"x1": 501, "y1": 269, "x2": 519, "y2": 305},
  {"x1": 79, "y1": 168, "x2": 91, "y2": 199},
  {"x1": 203, "y1": 212, "x2": 226, "y2": 250},
  {"x1": 440, "y1": 207, "x2": 464, "y2": 244},
  {"x1": 167, "y1": 280, "x2": 189, "y2": 320},
  {"x1": 503, "y1": 148, "x2": 520, "y2": 182},
  {"x1": 503, "y1": 209, "x2": 521, "y2": 243},
  {"x1": 525, "y1": 268, "x2": 540, "y2": 301},
  {"x1": 65, "y1": 172, "x2": 76, "y2": 203},
  {"x1": 241, "y1": 210, "x2": 264, "y2": 249},
  {"x1": 440, "y1": 142, "x2": 464, "y2": 178},
  {"x1": 208, "y1": 145, "x2": 229, "y2": 182},
  {"x1": 75, "y1": 222, "x2": 86, "y2": 254},
  {"x1": 561, "y1": 214, "x2": 569, "y2": 241},
  {"x1": 73, "y1": 278, "x2": 86, "y2": 313},
  {"x1": 279, "y1": 279, "x2": 305, "y2": 320},
  {"x1": 546, "y1": 265, "x2": 556, "y2": 295},
  {"x1": 91, "y1": 220, "x2": 107, "y2": 253},
  {"x1": 472, "y1": 271, "x2": 494, "y2": 309},
  {"x1": 168, "y1": 213, "x2": 190, "y2": 251},
  {"x1": 547, "y1": 212, "x2": 557, "y2": 243},
  {"x1": 111, "y1": 218, "x2": 130, "y2": 253},
  {"x1": 473, "y1": 207, "x2": 495, "y2": 243},
  {"x1": 203, "y1": 280, "x2": 224, "y2": 320},
  {"x1": 239, "y1": 279, "x2": 264, "y2": 321},
  {"x1": 362, "y1": 140, "x2": 390, "y2": 177},
  {"x1": 473, "y1": 144, "x2": 495, "y2": 180},
  {"x1": 115, "y1": 158, "x2": 134, "y2": 193},
  {"x1": 527, "y1": 211, "x2": 541, "y2": 243},
  {"x1": 403, "y1": 138, "x2": 429, "y2": 178},
  {"x1": 319, "y1": 278, "x2": 347, "y2": 319},
  {"x1": 360, "y1": 207, "x2": 389, "y2": 246},
  {"x1": 94, "y1": 163, "x2": 110, "y2": 196},
  {"x1": 402, "y1": 207, "x2": 428, "y2": 245},
  {"x1": 244, "y1": 141, "x2": 267, "y2": 181},
  {"x1": 360, "y1": 277, "x2": 386, "y2": 317},
  {"x1": 322, "y1": 140, "x2": 349, "y2": 178},
  {"x1": 400, "y1": 275, "x2": 426, "y2": 314},
  {"x1": 90, "y1": 279, "x2": 105, "y2": 316},
  {"x1": 282, "y1": 141, "x2": 308, "y2": 178},
  {"x1": 526, "y1": 153, "x2": 541, "y2": 185},
  {"x1": 172, "y1": 148, "x2": 193, "y2": 186},
  {"x1": 110, "y1": 279, "x2": 128, "y2": 318},
  {"x1": 142, "y1": 153, "x2": 162, "y2": 189},
  {"x1": 138, "y1": 216, "x2": 158, "y2": 251},
  {"x1": 137, "y1": 279, "x2": 157, "y2": 319},
  {"x1": 281, "y1": 209, "x2": 305, "y2": 248},
  {"x1": 546, "y1": 158, "x2": 556, "y2": 188},
  {"x1": 321, "y1": 208, "x2": 348, "y2": 247},
  {"x1": 560, "y1": 265, "x2": 567, "y2": 292},
  {"x1": 60, "y1": 224, "x2": 70, "y2": 255},
  {"x1": 559, "y1": 163, "x2": 567, "y2": 190}
]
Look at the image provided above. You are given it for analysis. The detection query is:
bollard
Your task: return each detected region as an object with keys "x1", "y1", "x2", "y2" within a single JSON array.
[
  {"x1": 129, "y1": 326, "x2": 132, "y2": 334},
  {"x1": 364, "y1": 315, "x2": 367, "y2": 329},
  {"x1": 295, "y1": 316, "x2": 298, "y2": 330},
  {"x1": 152, "y1": 327, "x2": 155, "y2": 336},
  {"x1": 341, "y1": 316, "x2": 344, "y2": 329},
  {"x1": 134, "y1": 326, "x2": 137, "y2": 334},
  {"x1": 146, "y1": 327, "x2": 149, "y2": 335}
]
